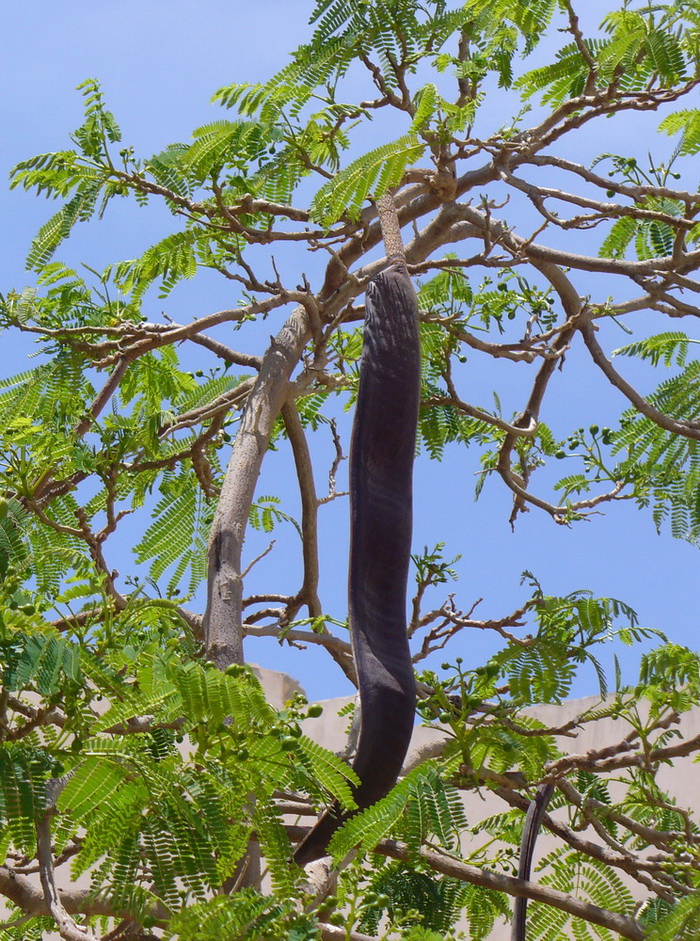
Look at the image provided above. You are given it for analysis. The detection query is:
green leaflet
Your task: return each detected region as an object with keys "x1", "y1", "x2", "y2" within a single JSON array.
[
  {"x1": 613, "y1": 364, "x2": 700, "y2": 543},
  {"x1": 310, "y1": 133, "x2": 425, "y2": 225},
  {"x1": 134, "y1": 480, "x2": 212, "y2": 595},
  {"x1": 411, "y1": 82, "x2": 439, "y2": 130},
  {"x1": 528, "y1": 850, "x2": 634, "y2": 941},
  {"x1": 26, "y1": 185, "x2": 102, "y2": 271},
  {"x1": 294, "y1": 734, "x2": 359, "y2": 811},
  {"x1": 613, "y1": 331, "x2": 697, "y2": 368},
  {"x1": 0, "y1": 741, "x2": 52, "y2": 852},
  {"x1": 58, "y1": 756, "x2": 129, "y2": 819},
  {"x1": 113, "y1": 230, "x2": 202, "y2": 301},
  {"x1": 183, "y1": 119, "x2": 274, "y2": 181},
  {"x1": 327, "y1": 762, "x2": 462, "y2": 859},
  {"x1": 3, "y1": 631, "x2": 82, "y2": 695},
  {"x1": 403, "y1": 762, "x2": 467, "y2": 850},
  {"x1": 515, "y1": 39, "x2": 604, "y2": 104},
  {"x1": 253, "y1": 804, "x2": 299, "y2": 895},
  {"x1": 327, "y1": 775, "x2": 410, "y2": 858},
  {"x1": 644, "y1": 894, "x2": 700, "y2": 941},
  {"x1": 249, "y1": 494, "x2": 302, "y2": 539},
  {"x1": 659, "y1": 108, "x2": 700, "y2": 156}
]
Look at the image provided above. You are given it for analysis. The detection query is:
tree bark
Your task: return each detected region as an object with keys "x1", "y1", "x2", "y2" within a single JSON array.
[{"x1": 204, "y1": 305, "x2": 311, "y2": 668}]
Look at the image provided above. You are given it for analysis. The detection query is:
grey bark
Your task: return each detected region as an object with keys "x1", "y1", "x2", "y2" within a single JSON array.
[{"x1": 204, "y1": 305, "x2": 311, "y2": 668}]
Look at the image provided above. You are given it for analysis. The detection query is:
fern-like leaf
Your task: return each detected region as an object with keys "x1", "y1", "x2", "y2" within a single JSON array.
[{"x1": 310, "y1": 134, "x2": 425, "y2": 225}]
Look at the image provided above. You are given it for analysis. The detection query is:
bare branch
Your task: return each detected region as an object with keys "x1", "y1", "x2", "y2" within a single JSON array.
[
  {"x1": 244, "y1": 623, "x2": 357, "y2": 685},
  {"x1": 204, "y1": 305, "x2": 312, "y2": 669},
  {"x1": 281, "y1": 400, "x2": 323, "y2": 621},
  {"x1": 377, "y1": 839, "x2": 645, "y2": 941},
  {"x1": 37, "y1": 780, "x2": 98, "y2": 941},
  {"x1": 580, "y1": 314, "x2": 700, "y2": 440}
]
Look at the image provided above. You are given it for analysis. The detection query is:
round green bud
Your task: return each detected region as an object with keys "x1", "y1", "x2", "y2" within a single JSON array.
[{"x1": 306, "y1": 704, "x2": 323, "y2": 718}]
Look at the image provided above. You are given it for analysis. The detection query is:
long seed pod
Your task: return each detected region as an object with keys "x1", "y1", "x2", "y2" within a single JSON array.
[
  {"x1": 294, "y1": 261, "x2": 420, "y2": 865},
  {"x1": 512, "y1": 783, "x2": 556, "y2": 941}
]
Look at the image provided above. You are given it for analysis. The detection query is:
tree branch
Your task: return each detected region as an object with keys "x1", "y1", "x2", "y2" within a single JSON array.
[
  {"x1": 36, "y1": 780, "x2": 98, "y2": 941},
  {"x1": 204, "y1": 305, "x2": 312, "y2": 669},
  {"x1": 580, "y1": 313, "x2": 700, "y2": 440},
  {"x1": 280, "y1": 400, "x2": 323, "y2": 622},
  {"x1": 377, "y1": 839, "x2": 645, "y2": 941}
]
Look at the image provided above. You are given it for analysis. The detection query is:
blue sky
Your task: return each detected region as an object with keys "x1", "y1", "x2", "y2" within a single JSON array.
[{"x1": 1, "y1": 2, "x2": 699, "y2": 702}]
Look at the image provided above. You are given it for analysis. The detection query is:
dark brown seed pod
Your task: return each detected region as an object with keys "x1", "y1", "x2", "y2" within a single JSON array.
[
  {"x1": 294, "y1": 261, "x2": 420, "y2": 866},
  {"x1": 511, "y1": 783, "x2": 556, "y2": 941}
]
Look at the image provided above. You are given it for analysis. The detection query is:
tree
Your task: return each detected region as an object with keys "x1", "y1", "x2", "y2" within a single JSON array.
[{"x1": 2, "y1": 0, "x2": 700, "y2": 938}]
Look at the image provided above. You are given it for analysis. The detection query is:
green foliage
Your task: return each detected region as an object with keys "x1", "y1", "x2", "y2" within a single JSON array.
[
  {"x1": 359, "y1": 861, "x2": 503, "y2": 937},
  {"x1": 310, "y1": 133, "x2": 425, "y2": 225},
  {"x1": 644, "y1": 893, "x2": 700, "y2": 941},
  {"x1": 134, "y1": 469, "x2": 215, "y2": 595},
  {"x1": 166, "y1": 891, "x2": 320, "y2": 941},
  {"x1": 660, "y1": 108, "x2": 700, "y2": 155},
  {"x1": 0, "y1": 625, "x2": 358, "y2": 935},
  {"x1": 4, "y1": 1, "x2": 700, "y2": 938},
  {"x1": 0, "y1": 741, "x2": 53, "y2": 852},
  {"x1": 613, "y1": 331, "x2": 700, "y2": 368},
  {"x1": 484, "y1": 581, "x2": 643, "y2": 704},
  {"x1": 527, "y1": 850, "x2": 635, "y2": 941},
  {"x1": 612, "y1": 364, "x2": 700, "y2": 543},
  {"x1": 518, "y1": 2, "x2": 693, "y2": 105},
  {"x1": 328, "y1": 762, "x2": 465, "y2": 859},
  {"x1": 113, "y1": 229, "x2": 203, "y2": 301},
  {"x1": 249, "y1": 494, "x2": 302, "y2": 539}
]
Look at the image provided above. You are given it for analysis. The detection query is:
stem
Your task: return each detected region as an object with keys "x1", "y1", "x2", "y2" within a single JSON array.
[
  {"x1": 375, "y1": 192, "x2": 405, "y2": 261},
  {"x1": 204, "y1": 306, "x2": 311, "y2": 669}
]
